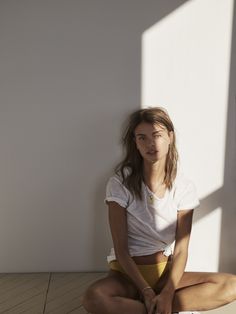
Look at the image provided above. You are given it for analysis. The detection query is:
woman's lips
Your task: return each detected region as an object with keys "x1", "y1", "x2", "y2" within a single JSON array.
[{"x1": 147, "y1": 150, "x2": 158, "y2": 154}]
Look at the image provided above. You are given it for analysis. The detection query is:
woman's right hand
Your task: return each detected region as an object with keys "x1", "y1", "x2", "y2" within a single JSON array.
[{"x1": 142, "y1": 288, "x2": 156, "y2": 313}]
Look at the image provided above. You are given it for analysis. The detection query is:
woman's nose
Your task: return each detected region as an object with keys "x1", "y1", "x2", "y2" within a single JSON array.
[{"x1": 147, "y1": 138, "x2": 155, "y2": 145}]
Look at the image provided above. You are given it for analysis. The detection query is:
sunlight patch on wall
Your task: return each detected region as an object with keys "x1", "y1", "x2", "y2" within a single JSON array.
[
  {"x1": 186, "y1": 207, "x2": 222, "y2": 272},
  {"x1": 141, "y1": 0, "x2": 233, "y2": 196},
  {"x1": 141, "y1": 0, "x2": 234, "y2": 271}
]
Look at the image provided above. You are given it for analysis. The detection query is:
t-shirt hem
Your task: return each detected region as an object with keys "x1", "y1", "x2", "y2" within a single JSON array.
[{"x1": 107, "y1": 246, "x2": 173, "y2": 263}]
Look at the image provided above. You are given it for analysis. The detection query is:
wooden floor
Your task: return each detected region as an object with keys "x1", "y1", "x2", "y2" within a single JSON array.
[
  {"x1": 0, "y1": 272, "x2": 235, "y2": 314},
  {"x1": 0, "y1": 272, "x2": 105, "y2": 314}
]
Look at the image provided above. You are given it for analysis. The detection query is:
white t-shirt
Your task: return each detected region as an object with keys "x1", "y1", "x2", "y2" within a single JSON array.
[{"x1": 104, "y1": 168, "x2": 200, "y2": 264}]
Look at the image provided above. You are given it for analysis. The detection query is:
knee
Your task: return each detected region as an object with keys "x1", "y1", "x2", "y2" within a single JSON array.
[
  {"x1": 222, "y1": 274, "x2": 236, "y2": 303},
  {"x1": 82, "y1": 286, "x2": 107, "y2": 312}
]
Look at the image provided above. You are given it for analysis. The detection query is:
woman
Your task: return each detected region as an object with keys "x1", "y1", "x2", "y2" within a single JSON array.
[{"x1": 82, "y1": 107, "x2": 236, "y2": 314}]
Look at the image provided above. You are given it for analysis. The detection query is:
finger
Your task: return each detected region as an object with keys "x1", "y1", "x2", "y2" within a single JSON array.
[
  {"x1": 149, "y1": 302, "x2": 156, "y2": 314},
  {"x1": 154, "y1": 304, "x2": 161, "y2": 314}
]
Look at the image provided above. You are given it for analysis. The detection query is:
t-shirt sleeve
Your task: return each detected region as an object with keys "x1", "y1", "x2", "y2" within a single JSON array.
[
  {"x1": 104, "y1": 176, "x2": 130, "y2": 208},
  {"x1": 177, "y1": 180, "x2": 200, "y2": 211}
]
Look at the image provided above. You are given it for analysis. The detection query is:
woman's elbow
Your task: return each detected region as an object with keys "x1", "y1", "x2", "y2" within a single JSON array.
[
  {"x1": 174, "y1": 246, "x2": 189, "y2": 258},
  {"x1": 116, "y1": 249, "x2": 130, "y2": 261}
]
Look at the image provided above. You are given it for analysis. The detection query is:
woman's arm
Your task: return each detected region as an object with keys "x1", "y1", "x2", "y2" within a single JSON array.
[
  {"x1": 147, "y1": 209, "x2": 194, "y2": 314},
  {"x1": 161, "y1": 209, "x2": 194, "y2": 296},
  {"x1": 107, "y1": 201, "x2": 153, "y2": 293}
]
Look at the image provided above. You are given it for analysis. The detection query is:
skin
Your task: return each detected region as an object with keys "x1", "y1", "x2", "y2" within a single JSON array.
[
  {"x1": 133, "y1": 121, "x2": 173, "y2": 191},
  {"x1": 82, "y1": 122, "x2": 236, "y2": 314}
]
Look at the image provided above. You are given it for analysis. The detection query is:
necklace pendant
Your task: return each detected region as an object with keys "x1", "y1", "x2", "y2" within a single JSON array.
[{"x1": 149, "y1": 195, "x2": 154, "y2": 205}]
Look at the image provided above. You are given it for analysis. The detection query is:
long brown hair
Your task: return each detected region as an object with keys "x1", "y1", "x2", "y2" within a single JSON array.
[{"x1": 114, "y1": 106, "x2": 179, "y2": 201}]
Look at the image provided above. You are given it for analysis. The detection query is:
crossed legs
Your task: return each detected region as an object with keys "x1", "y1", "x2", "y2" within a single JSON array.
[
  {"x1": 82, "y1": 269, "x2": 236, "y2": 314},
  {"x1": 82, "y1": 269, "x2": 146, "y2": 314},
  {"x1": 172, "y1": 271, "x2": 236, "y2": 312}
]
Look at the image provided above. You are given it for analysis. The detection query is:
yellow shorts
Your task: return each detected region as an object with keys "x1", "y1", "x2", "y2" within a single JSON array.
[{"x1": 108, "y1": 259, "x2": 171, "y2": 289}]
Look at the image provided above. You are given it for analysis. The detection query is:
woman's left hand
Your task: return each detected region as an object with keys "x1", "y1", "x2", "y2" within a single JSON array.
[{"x1": 148, "y1": 290, "x2": 174, "y2": 314}]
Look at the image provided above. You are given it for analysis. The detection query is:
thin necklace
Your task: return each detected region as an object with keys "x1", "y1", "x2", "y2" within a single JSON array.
[{"x1": 145, "y1": 182, "x2": 164, "y2": 205}]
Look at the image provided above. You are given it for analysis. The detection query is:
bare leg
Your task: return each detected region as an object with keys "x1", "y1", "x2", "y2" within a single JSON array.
[
  {"x1": 171, "y1": 272, "x2": 236, "y2": 312},
  {"x1": 82, "y1": 270, "x2": 147, "y2": 314}
]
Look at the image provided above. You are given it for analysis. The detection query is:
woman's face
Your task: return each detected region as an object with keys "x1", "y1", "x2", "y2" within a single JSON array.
[{"x1": 134, "y1": 122, "x2": 173, "y2": 163}]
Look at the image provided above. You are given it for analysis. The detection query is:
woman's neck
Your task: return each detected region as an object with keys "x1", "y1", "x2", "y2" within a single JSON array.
[{"x1": 142, "y1": 158, "x2": 166, "y2": 186}]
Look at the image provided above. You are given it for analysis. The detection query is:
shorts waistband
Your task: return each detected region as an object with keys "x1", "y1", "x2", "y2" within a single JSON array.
[{"x1": 108, "y1": 259, "x2": 171, "y2": 289}]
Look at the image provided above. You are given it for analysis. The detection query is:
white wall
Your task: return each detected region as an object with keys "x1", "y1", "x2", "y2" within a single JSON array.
[
  {"x1": 0, "y1": 0, "x2": 235, "y2": 273},
  {"x1": 0, "y1": 0, "x2": 189, "y2": 272}
]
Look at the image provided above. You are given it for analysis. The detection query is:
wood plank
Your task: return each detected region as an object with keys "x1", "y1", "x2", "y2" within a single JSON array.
[
  {"x1": 44, "y1": 272, "x2": 106, "y2": 314},
  {"x1": 0, "y1": 273, "x2": 49, "y2": 313}
]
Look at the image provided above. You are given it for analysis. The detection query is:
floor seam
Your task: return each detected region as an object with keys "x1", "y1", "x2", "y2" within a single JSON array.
[{"x1": 43, "y1": 273, "x2": 52, "y2": 314}]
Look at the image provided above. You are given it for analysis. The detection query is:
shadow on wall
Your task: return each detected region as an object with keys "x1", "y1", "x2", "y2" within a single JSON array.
[
  {"x1": 0, "y1": 0, "x2": 190, "y2": 272},
  {"x1": 215, "y1": 0, "x2": 236, "y2": 272}
]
